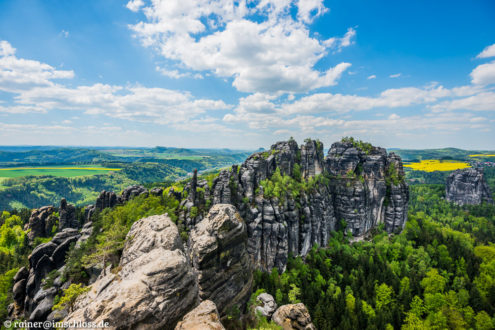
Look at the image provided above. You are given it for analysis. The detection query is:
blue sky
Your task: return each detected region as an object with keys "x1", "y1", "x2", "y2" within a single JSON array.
[{"x1": 0, "y1": 0, "x2": 494, "y2": 149}]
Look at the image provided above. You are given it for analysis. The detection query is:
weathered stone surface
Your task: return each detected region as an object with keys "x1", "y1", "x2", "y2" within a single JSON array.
[
  {"x1": 255, "y1": 293, "x2": 277, "y2": 319},
  {"x1": 121, "y1": 185, "x2": 148, "y2": 202},
  {"x1": 14, "y1": 227, "x2": 80, "y2": 321},
  {"x1": 272, "y1": 303, "x2": 316, "y2": 330},
  {"x1": 183, "y1": 139, "x2": 409, "y2": 271},
  {"x1": 175, "y1": 300, "x2": 225, "y2": 330},
  {"x1": 189, "y1": 204, "x2": 253, "y2": 316},
  {"x1": 13, "y1": 279, "x2": 26, "y2": 305},
  {"x1": 51, "y1": 235, "x2": 79, "y2": 267},
  {"x1": 150, "y1": 187, "x2": 164, "y2": 196},
  {"x1": 26, "y1": 206, "x2": 57, "y2": 242},
  {"x1": 446, "y1": 168, "x2": 493, "y2": 205},
  {"x1": 29, "y1": 242, "x2": 57, "y2": 268},
  {"x1": 85, "y1": 190, "x2": 119, "y2": 221},
  {"x1": 59, "y1": 198, "x2": 78, "y2": 230},
  {"x1": 65, "y1": 214, "x2": 198, "y2": 330},
  {"x1": 28, "y1": 295, "x2": 54, "y2": 322},
  {"x1": 51, "y1": 228, "x2": 79, "y2": 245},
  {"x1": 13, "y1": 267, "x2": 29, "y2": 282},
  {"x1": 300, "y1": 139, "x2": 324, "y2": 179}
]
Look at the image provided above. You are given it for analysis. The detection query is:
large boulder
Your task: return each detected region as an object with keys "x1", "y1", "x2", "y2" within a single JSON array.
[
  {"x1": 189, "y1": 204, "x2": 253, "y2": 316},
  {"x1": 255, "y1": 293, "x2": 277, "y2": 319},
  {"x1": 65, "y1": 214, "x2": 198, "y2": 329},
  {"x1": 446, "y1": 168, "x2": 493, "y2": 205},
  {"x1": 272, "y1": 303, "x2": 316, "y2": 330},
  {"x1": 59, "y1": 198, "x2": 78, "y2": 230},
  {"x1": 175, "y1": 300, "x2": 225, "y2": 330}
]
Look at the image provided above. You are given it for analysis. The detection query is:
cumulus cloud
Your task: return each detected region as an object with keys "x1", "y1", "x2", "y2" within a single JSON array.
[
  {"x1": 471, "y1": 61, "x2": 495, "y2": 85},
  {"x1": 0, "y1": 40, "x2": 232, "y2": 127},
  {"x1": 477, "y1": 44, "x2": 495, "y2": 59},
  {"x1": 431, "y1": 92, "x2": 495, "y2": 111},
  {"x1": 367, "y1": 75, "x2": 376, "y2": 80},
  {"x1": 389, "y1": 73, "x2": 401, "y2": 78},
  {"x1": 127, "y1": 0, "x2": 354, "y2": 94},
  {"x1": 0, "y1": 40, "x2": 74, "y2": 93},
  {"x1": 126, "y1": 0, "x2": 144, "y2": 12},
  {"x1": 16, "y1": 84, "x2": 231, "y2": 125}
]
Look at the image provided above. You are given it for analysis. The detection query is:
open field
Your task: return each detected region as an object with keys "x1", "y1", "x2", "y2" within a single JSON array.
[
  {"x1": 0, "y1": 165, "x2": 121, "y2": 178},
  {"x1": 403, "y1": 159, "x2": 471, "y2": 172}
]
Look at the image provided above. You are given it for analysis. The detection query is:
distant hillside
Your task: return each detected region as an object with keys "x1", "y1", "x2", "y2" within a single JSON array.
[{"x1": 389, "y1": 147, "x2": 495, "y2": 162}]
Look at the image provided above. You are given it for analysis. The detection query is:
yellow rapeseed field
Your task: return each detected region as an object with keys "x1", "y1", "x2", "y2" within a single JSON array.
[
  {"x1": 403, "y1": 160, "x2": 471, "y2": 172},
  {"x1": 468, "y1": 154, "x2": 495, "y2": 157}
]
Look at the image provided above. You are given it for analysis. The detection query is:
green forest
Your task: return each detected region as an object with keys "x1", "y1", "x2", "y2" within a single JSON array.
[{"x1": 251, "y1": 185, "x2": 495, "y2": 329}]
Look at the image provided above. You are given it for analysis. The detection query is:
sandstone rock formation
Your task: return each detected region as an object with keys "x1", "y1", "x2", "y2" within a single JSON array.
[
  {"x1": 11, "y1": 228, "x2": 80, "y2": 321},
  {"x1": 255, "y1": 293, "x2": 277, "y2": 319},
  {"x1": 120, "y1": 185, "x2": 148, "y2": 202},
  {"x1": 59, "y1": 198, "x2": 78, "y2": 230},
  {"x1": 446, "y1": 168, "x2": 493, "y2": 205},
  {"x1": 175, "y1": 300, "x2": 225, "y2": 330},
  {"x1": 85, "y1": 185, "x2": 149, "y2": 221},
  {"x1": 189, "y1": 204, "x2": 253, "y2": 316},
  {"x1": 272, "y1": 303, "x2": 316, "y2": 330},
  {"x1": 64, "y1": 214, "x2": 198, "y2": 329},
  {"x1": 179, "y1": 138, "x2": 409, "y2": 271},
  {"x1": 26, "y1": 206, "x2": 58, "y2": 242}
]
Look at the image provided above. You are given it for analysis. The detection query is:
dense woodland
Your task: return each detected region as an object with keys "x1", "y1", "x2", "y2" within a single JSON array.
[
  {"x1": 251, "y1": 184, "x2": 495, "y2": 329},
  {"x1": 0, "y1": 157, "x2": 494, "y2": 328}
]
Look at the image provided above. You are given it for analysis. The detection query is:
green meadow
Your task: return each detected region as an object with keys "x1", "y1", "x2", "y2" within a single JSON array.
[{"x1": 0, "y1": 165, "x2": 121, "y2": 178}]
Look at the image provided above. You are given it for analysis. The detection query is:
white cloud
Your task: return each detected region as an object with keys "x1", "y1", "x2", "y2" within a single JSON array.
[
  {"x1": 471, "y1": 61, "x2": 495, "y2": 85},
  {"x1": 61, "y1": 30, "x2": 69, "y2": 38},
  {"x1": 0, "y1": 40, "x2": 74, "y2": 93},
  {"x1": 0, "y1": 105, "x2": 46, "y2": 114},
  {"x1": 431, "y1": 92, "x2": 495, "y2": 111},
  {"x1": 296, "y1": 0, "x2": 328, "y2": 23},
  {"x1": 367, "y1": 75, "x2": 376, "y2": 80},
  {"x1": 156, "y1": 66, "x2": 189, "y2": 79},
  {"x1": 126, "y1": 0, "x2": 144, "y2": 12},
  {"x1": 477, "y1": 44, "x2": 495, "y2": 59},
  {"x1": 128, "y1": 0, "x2": 354, "y2": 94},
  {"x1": 389, "y1": 73, "x2": 401, "y2": 78},
  {"x1": 16, "y1": 83, "x2": 231, "y2": 125},
  {"x1": 0, "y1": 41, "x2": 16, "y2": 57}
]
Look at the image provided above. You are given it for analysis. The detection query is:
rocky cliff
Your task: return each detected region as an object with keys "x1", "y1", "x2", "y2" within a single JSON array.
[
  {"x1": 179, "y1": 138, "x2": 409, "y2": 271},
  {"x1": 64, "y1": 205, "x2": 253, "y2": 329},
  {"x1": 446, "y1": 168, "x2": 493, "y2": 205}
]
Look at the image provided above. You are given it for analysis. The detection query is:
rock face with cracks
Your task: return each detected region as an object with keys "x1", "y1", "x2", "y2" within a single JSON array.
[
  {"x1": 64, "y1": 214, "x2": 198, "y2": 329},
  {"x1": 180, "y1": 138, "x2": 409, "y2": 271},
  {"x1": 189, "y1": 204, "x2": 253, "y2": 316},
  {"x1": 175, "y1": 300, "x2": 225, "y2": 330},
  {"x1": 446, "y1": 168, "x2": 493, "y2": 205},
  {"x1": 272, "y1": 303, "x2": 316, "y2": 330}
]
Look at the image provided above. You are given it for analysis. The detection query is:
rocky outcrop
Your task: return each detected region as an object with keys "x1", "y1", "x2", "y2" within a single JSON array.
[
  {"x1": 84, "y1": 190, "x2": 119, "y2": 221},
  {"x1": 150, "y1": 187, "x2": 164, "y2": 196},
  {"x1": 11, "y1": 228, "x2": 80, "y2": 321},
  {"x1": 255, "y1": 293, "x2": 277, "y2": 319},
  {"x1": 85, "y1": 185, "x2": 149, "y2": 221},
  {"x1": 26, "y1": 206, "x2": 58, "y2": 242},
  {"x1": 189, "y1": 204, "x2": 253, "y2": 316},
  {"x1": 446, "y1": 168, "x2": 493, "y2": 205},
  {"x1": 180, "y1": 139, "x2": 409, "y2": 271},
  {"x1": 272, "y1": 303, "x2": 316, "y2": 330},
  {"x1": 65, "y1": 214, "x2": 198, "y2": 329},
  {"x1": 121, "y1": 185, "x2": 148, "y2": 202},
  {"x1": 59, "y1": 198, "x2": 78, "y2": 230},
  {"x1": 175, "y1": 300, "x2": 225, "y2": 330}
]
